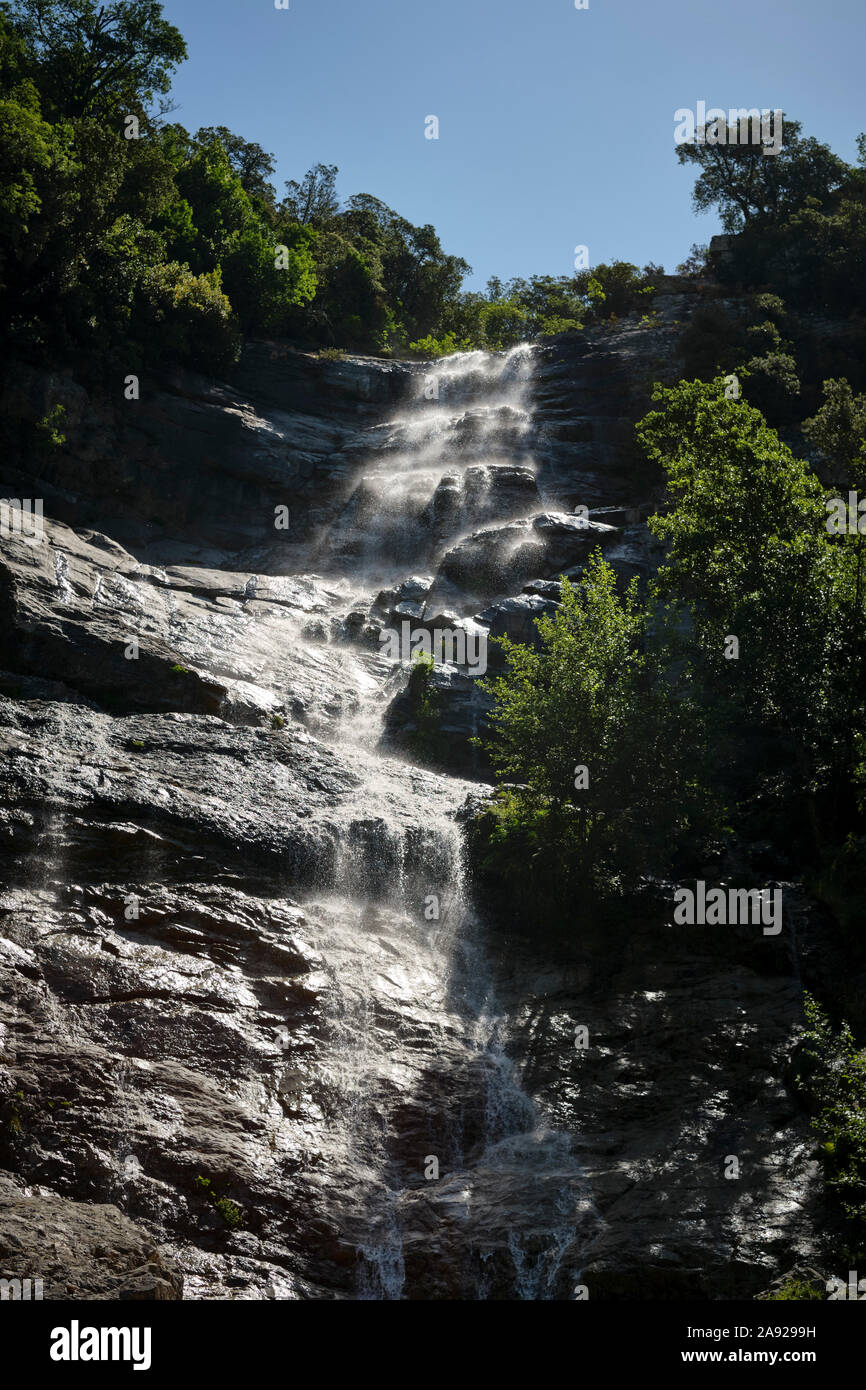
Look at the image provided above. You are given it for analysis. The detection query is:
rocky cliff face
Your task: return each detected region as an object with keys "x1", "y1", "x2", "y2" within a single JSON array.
[{"x1": 0, "y1": 290, "x2": 829, "y2": 1298}]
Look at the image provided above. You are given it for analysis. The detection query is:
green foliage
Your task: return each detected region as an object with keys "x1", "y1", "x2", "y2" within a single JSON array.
[
  {"x1": 677, "y1": 294, "x2": 802, "y2": 424},
  {"x1": 35, "y1": 401, "x2": 65, "y2": 446},
  {"x1": 193, "y1": 1174, "x2": 243, "y2": 1229},
  {"x1": 641, "y1": 382, "x2": 846, "y2": 741},
  {"x1": 405, "y1": 652, "x2": 447, "y2": 763},
  {"x1": 683, "y1": 116, "x2": 866, "y2": 318},
  {"x1": 481, "y1": 557, "x2": 646, "y2": 806},
  {"x1": 139, "y1": 262, "x2": 239, "y2": 372},
  {"x1": 0, "y1": 7, "x2": 473, "y2": 365},
  {"x1": 638, "y1": 375, "x2": 866, "y2": 858},
  {"x1": 803, "y1": 378, "x2": 866, "y2": 483},
  {"x1": 576, "y1": 260, "x2": 659, "y2": 319},
  {"x1": 536, "y1": 314, "x2": 583, "y2": 338},
  {"x1": 479, "y1": 298, "x2": 528, "y2": 350},
  {"x1": 678, "y1": 115, "x2": 849, "y2": 234},
  {"x1": 408, "y1": 330, "x2": 471, "y2": 357},
  {"x1": 195, "y1": 125, "x2": 277, "y2": 217},
  {"x1": 475, "y1": 263, "x2": 656, "y2": 346},
  {"x1": 8, "y1": 0, "x2": 187, "y2": 121},
  {"x1": 0, "y1": 84, "x2": 57, "y2": 258},
  {"x1": 281, "y1": 162, "x2": 339, "y2": 226},
  {"x1": 335, "y1": 192, "x2": 471, "y2": 348},
  {"x1": 759, "y1": 1277, "x2": 825, "y2": 1301},
  {"x1": 214, "y1": 1195, "x2": 242, "y2": 1228},
  {"x1": 481, "y1": 372, "x2": 864, "y2": 935},
  {"x1": 802, "y1": 385, "x2": 866, "y2": 806},
  {"x1": 474, "y1": 553, "x2": 718, "y2": 913},
  {"x1": 305, "y1": 231, "x2": 390, "y2": 350},
  {"x1": 221, "y1": 222, "x2": 316, "y2": 335},
  {"x1": 794, "y1": 996, "x2": 866, "y2": 1243}
]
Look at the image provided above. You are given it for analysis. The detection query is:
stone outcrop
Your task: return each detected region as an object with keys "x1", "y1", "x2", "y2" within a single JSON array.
[{"x1": 0, "y1": 1179, "x2": 182, "y2": 1300}]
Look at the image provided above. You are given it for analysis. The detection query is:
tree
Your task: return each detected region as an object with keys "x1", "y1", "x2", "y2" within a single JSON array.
[
  {"x1": 677, "y1": 115, "x2": 848, "y2": 232},
  {"x1": 221, "y1": 221, "x2": 316, "y2": 335},
  {"x1": 638, "y1": 378, "x2": 859, "y2": 833},
  {"x1": 475, "y1": 552, "x2": 714, "y2": 904},
  {"x1": 803, "y1": 380, "x2": 866, "y2": 799},
  {"x1": 137, "y1": 259, "x2": 239, "y2": 371},
  {"x1": 803, "y1": 378, "x2": 866, "y2": 485},
  {"x1": 0, "y1": 82, "x2": 63, "y2": 283},
  {"x1": 167, "y1": 139, "x2": 254, "y2": 271},
  {"x1": 281, "y1": 162, "x2": 339, "y2": 226},
  {"x1": 303, "y1": 232, "x2": 389, "y2": 349},
  {"x1": 8, "y1": 0, "x2": 187, "y2": 120},
  {"x1": 479, "y1": 297, "x2": 527, "y2": 350},
  {"x1": 794, "y1": 995, "x2": 866, "y2": 1238},
  {"x1": 340, "y1": 193, "x2": 470, "y2": 344},
  {"x1": 496, "y1": 274, "x2": 584, "y2": 337},
  {"x1": 572, "y1": 260, "x2": 657, "y2": 318},
  {"x1": 195, "y1": 126, "x2": 277, "y2": 216},
  {"x1": 482, "y1": 555, "x2": 647, "y2": 808},
  {"x1": 685, "y1": 122, "x2": 866, "y2": 316}
]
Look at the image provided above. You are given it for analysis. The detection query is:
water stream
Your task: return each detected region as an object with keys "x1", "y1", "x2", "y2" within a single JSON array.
[{"x1": 294, "y1": 348, "x2": 599, "y2": 1299}]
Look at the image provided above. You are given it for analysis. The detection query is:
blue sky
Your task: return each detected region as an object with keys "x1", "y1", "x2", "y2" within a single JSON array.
[{"x1": 160, "y1": 0, "x2": 865, "y2": 289}]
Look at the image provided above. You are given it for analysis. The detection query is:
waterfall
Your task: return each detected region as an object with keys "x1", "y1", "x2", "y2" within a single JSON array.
[
  {"x1": 317, "y1": 345, "x2": 536, "y2": 584},
  {"x1": 293, "y1": 345, "x2": 600, "y2": 1299}
]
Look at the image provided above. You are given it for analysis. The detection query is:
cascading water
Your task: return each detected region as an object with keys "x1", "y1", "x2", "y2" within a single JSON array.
[
  {"x1": 317, "y1": 345, "x2": 536, "y2": 584},
  {"x1": 292, "y1": 346, "x2": 600, "y2": 1299}
]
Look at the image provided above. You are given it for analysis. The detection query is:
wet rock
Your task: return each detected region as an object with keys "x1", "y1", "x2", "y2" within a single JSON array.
[
  {"x1": 522, "y1": 579, "x2": 562, "y2": 599},
  {"x1": 0, "y1": 517, "x2": 392, "y2": 735},
  {"x1": 0, "y1": 1184, "x2": 182, "y2": 1300},
  {"x1": 428, "y1": 474, "x2": 463, "y2": 543},
  {"x1": 473, "y1": 595, "x2": 558, "y2": 670},
  {"x1": 383, "y1": 665, "x2": 493, "y2": 773},
  {"x1": 436, "y1": 513, "x2": 617, "y2": 604},
  {"x1": 462, "y1": 464, "x2": 539, "y2": 528}
]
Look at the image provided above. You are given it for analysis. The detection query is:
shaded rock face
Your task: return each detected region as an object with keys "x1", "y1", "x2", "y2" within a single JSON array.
[
  {"x1": 482, "y1": 906, "x2": 825, "y2": 1299},
  {"x1": 0, "y1": 351, "x2": 411, "y2": 564},
  {"x1": 0, "y1": 1179, "x2": 182, "y2": 1300},
  {"x1": 0, "y1": 306, "x2": 827, "y2": 1299}
]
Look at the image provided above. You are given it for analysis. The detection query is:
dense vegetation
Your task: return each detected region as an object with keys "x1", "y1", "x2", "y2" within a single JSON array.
[
  {"x1": 5, "y1": 2, "x2": 863, "y2": 390},
  {"x1": 794, "y1": 996, "x2": 866, "y2": 1263},
  {"x1": 465, "y1": 115, "x2": 866, "y2": 1249},
  {"x1": 471, "y1": 553, "x2": 719, "y2": 910},
  {"x1": 674, "y1": 114, "x2": 866, "y2": 420},
  {"x1": 678, "y1": 117, "x2": 866, "y2": 320},
  {"x1": 0, "y1": 0, "x2": 661, "y2": 373},
  {"x1": 473, "y1": 376, "x2": 866, "y2": 890}
]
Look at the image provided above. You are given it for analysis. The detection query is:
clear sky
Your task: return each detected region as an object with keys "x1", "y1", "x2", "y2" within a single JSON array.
[{"x1": 159, "y1": 0, "x2": 865, "y2": 289}]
